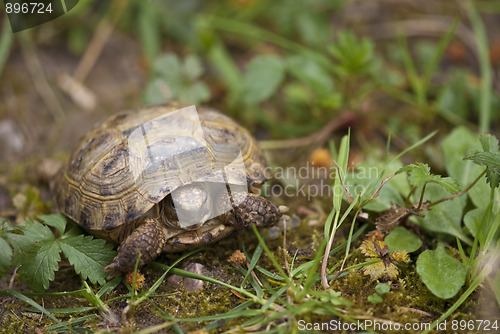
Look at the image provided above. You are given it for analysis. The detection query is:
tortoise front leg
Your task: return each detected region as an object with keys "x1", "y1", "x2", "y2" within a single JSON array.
[{"x1": 104, "y1": 217, "x2": 166, "y2": 274}]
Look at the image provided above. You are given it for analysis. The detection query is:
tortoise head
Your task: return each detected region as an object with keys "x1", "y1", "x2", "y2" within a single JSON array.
[
  {"x1": 161, "y1": 183, "x2": 212, "y2": 229},
  {"x1": 247, "y1": 162, "x2": 269, "y2": 194}
]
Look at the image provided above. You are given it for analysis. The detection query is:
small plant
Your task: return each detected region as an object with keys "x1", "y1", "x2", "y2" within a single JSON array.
[
  {"x1": 0, "y1": 214, "x2": 115, "y2": 291},
  {"x1": 143, "y1": 53, "x2": 211, "y2": 105},
  {"x1": 359, "y1": 238, "x2": 409, "y2": 281},
  {"x1": 416, "y1": 245, "x2": 466, "y2": 299},
  {"x1": 328, "y1": 30, "x2": 374, "y2": 78},
  {"x1": 340, "y1": 130, "x2": 500, "y2": 332},
  {"x1": 367, "y1": 282, "x2": 391, "y2": 304},
  {"x1": 384, "y1": 226, "x2": 422, "y2": 253}
]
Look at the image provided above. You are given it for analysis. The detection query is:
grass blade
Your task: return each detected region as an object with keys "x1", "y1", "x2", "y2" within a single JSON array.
[{"x1": 462, "y1": 0, "x2": 492, "y2": 133}]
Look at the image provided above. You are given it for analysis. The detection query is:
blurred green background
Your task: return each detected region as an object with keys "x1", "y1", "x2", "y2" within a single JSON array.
[{"x1": 2, "y1": 0, "x2": 499, "y2": 165}]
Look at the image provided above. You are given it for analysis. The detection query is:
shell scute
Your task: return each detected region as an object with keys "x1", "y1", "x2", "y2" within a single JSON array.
[{"x1": 55, "y1": 103, "x2": 268, "y2": 233}]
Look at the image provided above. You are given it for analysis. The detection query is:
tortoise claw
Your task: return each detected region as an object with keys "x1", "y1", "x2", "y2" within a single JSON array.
[{"x1": 104, "y1": 263, "x2": 123, "y2": 280}]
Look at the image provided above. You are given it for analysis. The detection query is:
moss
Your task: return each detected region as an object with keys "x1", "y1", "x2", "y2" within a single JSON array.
[{"x1": 326, "y1": 251, "x2": 499, "y2": 334}]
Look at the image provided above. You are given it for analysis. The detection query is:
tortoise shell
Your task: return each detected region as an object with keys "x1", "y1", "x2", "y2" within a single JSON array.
[{"x1": 54, "y1": 103, "x2": 268, "y2": 233}]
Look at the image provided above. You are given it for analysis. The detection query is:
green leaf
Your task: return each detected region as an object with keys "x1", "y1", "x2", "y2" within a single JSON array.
[
  {"x1": 287, "y1": 55, "x2": 333, "y2": 97},
  {"x1": 0, "y1": 217, "x2": 11, "y2": 229},
  {"x1": 0, "y1": 237, "x2": 12, "y2": 276},
  {"x1": 464, "y1": 207, "x2": 498, "y2": 241},
  {"x1": 0, "y1": 219, "x2": 16, "y2": 274},
  {"x1": 295, "y1": 11, "x2": 330, "y2": 48},
  {"x1": 143, "y1": 78, "x2": 174, "y2": 104},
  {"x1": 63, "y1": 224, "x2": 85, "y2": 238},
  {"x1": 242, "y1": 55, "x2": 285, "y2": 105},
  {"x1": 152, "y1": 53, "x2": 182, "y2": 78},
  {"x1": 2, "y1": 217, "x2": 116, "y2": 290},
  {"x1": 375, "y1": 282, "x2": 391, "y2": 295},
  {"x1": 328, "y1": 30, "x2": 374, "y2": 76},
  {"x1": 60, "y1": 235, "x2": 116, "y2": 285},
  {"x1": 437, "y1": 71, "x2": 469, "y2": 120},
  {"x1": 9, "y1": 220, "x2": 54, "y2": 252},
  {"x1": 38, "y1": 214, "x2": 67, "y2": 237},
  {"x1": 177, "y1": 81, "x2": 211, "y2": 105},
  {"x1": 367, "y1": 293, "x2": 383, "y2": 304},
  {"x1": 433, "y1": 176, "x2": 461, "y2": 194},
  {"x1": 480, "y1": 133, "x2": 500, "y2": 153},
  {"x1": 17, "y1": 241, "x2": 61, "y2": 291},
  {"x1": 414, "y1": 183, "x2": 470, "y2": 243},
  {"x1": 399, "y1": 163, "x2": 431, "y2": 187},
  {"x1": 21, "y1": 219, "x2": 55, "y2": 242},
  {"x1": 397, "y1": 163, "x2": 460, "y2": 193},
  {"x1": 385, "y1": 226, "x2": 423, "y2": 253},
  {"x1": 344, "y1": 163, "x2": 405, "y2": 212},
  {"x1": 416, "y1": 245, "x2": 466, "y2": 299},
  {"x1": 465, "y1": 133, "x2": 500, "y2": 189},
  {"x1": 334, "y1": 134, "x2": 350, "y2": 212},
  {"x1": 465, "y1": 151, "x2": 500, "y2": 188},
  {"x1": 442, "y1": 127, "x2": 500, "y2": 212},
  {"x1": 183, "y1": 54, "x2": 204, "y2": 80},
  {"x1": 144, "y1": 53, "x2": 210, "y2": 105},
  {"x1": 442, "y1": 127, "x2": 482, "y2": 183}
]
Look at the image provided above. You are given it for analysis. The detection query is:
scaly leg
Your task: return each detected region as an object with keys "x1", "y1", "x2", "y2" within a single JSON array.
[{"x1": 104, "y1": 218, "x2": 166, "y2": 274}]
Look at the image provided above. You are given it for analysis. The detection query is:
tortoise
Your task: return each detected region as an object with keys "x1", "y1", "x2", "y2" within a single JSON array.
[{"x1": 54, "y1": 103, "x2": 283, "y2": 274}]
